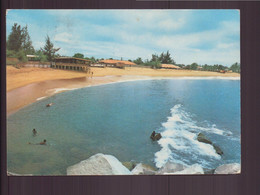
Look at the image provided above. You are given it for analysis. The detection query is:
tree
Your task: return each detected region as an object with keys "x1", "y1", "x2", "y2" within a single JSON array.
[
  {"x1": 41, "y1": 35, "x2": 60, "y2": 61},
  {"x1": 21, "y1": 25, "x2": 35, "y2": 54},
  {"x1": 190, "y1": 62, "x2": 198, "y2": 70},
  {"x1": 133, "y1": 57, "x2": 143, "y2": 65},
  {"x1": 159, "y1": 50, "x2": 175, "y2": 64},
  {"x1": 7, "y1": 23, "x2": 24, "y2": 52},
  {"x1": 73, "y1": 53, "x2": 84, "y2": 59},
  {"x1": 230, "y1": 62, "x2": 240, "y2": 73},
  {"x1": 35, "y1": 50, "x2": 48, "y2": 62},
  {"x1": 7, "y1": 23, "x2": 35, "y2": 54}
]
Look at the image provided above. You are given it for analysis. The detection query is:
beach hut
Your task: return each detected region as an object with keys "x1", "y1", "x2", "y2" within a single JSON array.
[
  {"x1": 52, "y1": 57, "x2": 91, "y2": 72},
  {"x1": 98, "y1": 59, "x2": 137, "y2": 68},
  {"x1": 26, "y1": 55, "x2": 39, "y2": 61},
  {"x1": 161, "y1": 64, "x2": 181, "y2": 69}
]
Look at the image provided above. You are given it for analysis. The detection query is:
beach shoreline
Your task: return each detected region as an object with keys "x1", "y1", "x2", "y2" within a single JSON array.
[{"x1": 7, "y1": 66, "x2": 240, "y2": 115}]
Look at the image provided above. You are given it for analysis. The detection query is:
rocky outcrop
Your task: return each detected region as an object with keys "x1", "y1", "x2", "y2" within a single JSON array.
[
  {"x1": 172, "y1": 164, "x2": 204, "y2": 174},
  {"x1": 197, "y1": 133, "x2": 223, "y2": 155},
  {"x1": 122, "y1": 161, "x2": 136, "y2": 171},
  {"x1": 213, "y1": 144, "x2": 223, "y2": 155},
  {"x1": 131, "y1": 163, "x2": 157, "y2": 175},
  {"x1": 197, "y1": 133, "x2": 212, "y2": 144},
  {"x1": 156, "y1": 161, "x2": 204, "y2": 175},
  {"x1": 67, "y1": 153, "x2": 132, "y2": 175},
  {"x1": 7, "y1": 171, "x2": 33, "y2": 176},
  {"x1": 157, "y1": 161, "x2": 188, "y2": 174},
  {"x1": 214, "y1": 163, "x2": 241, "y2": 174},
  {"x1": 150, "y1": 131, "x2": 162, "y2": 141}
]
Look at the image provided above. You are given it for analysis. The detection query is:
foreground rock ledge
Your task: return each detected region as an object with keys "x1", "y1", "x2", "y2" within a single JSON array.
[
  {"x1": 214, "y1": 163, "x2": 241, "y2": 174},
  {"x1": 67, "y1": 153, "x2": 132, "y2": 175}
]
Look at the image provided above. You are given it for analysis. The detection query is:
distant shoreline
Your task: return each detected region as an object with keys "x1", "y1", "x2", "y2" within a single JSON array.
[{"x1": 6, "y1": 66, "x2": 240, "y2": 116}]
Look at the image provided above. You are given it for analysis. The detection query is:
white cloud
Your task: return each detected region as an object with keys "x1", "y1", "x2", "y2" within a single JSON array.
[{"x1": 54, "y1": 32, "x2": 73, "y2": 43}]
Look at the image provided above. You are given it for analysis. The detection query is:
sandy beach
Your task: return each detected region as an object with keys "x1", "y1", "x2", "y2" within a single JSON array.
[{"x1": 6, "y1": 66, "x2": 240, "y2": 115}]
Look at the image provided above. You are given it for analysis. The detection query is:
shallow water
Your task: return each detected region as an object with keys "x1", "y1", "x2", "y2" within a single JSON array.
[{"x1": 7, "y1": 78, "x2": 240, "y2": 175}]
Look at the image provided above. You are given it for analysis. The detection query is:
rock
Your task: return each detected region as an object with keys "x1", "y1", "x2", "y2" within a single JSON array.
[
  {"x1": 213, "y1": 144, "x2": 224, "y2": 155},
  {"x1": 122, "y1": 161, "x2": 136, "y2": 171},
  {"x1": 157, "y1": 162, "x2": 204, "y2": 175},
  {"x1": 203, "y1": 168, "x2": 215, "y2": 174},
  {"x1": 197, "y1": 133, "x2": 223, "y2": 155},
  {"x1": 150, "y1": 132, "x2": 162, "y2": 141},
  {"x1": 173, "y1": 164, "x2": 204, "y2": 175},
  {"x1": 7, "y1": 171, "x2": 33, "y2": 176},
  {"x1": 197, "y1": 133, "x2": 212, "y2": 144},
  {"x1": 67, "y1": 153, "x2": 132, "y2": 175},
  {"x1": 156, "y1": 161, "x2": 188, "y2": 174},
  {"x1": 131, "y1": 163, "x2": 156, "y2": 175},
  {"x1": 214, "y1": 163, "x2": 241, "y2": 174}
]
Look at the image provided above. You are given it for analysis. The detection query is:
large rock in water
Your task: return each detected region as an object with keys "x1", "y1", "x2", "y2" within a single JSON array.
[
  {"x1": 156, "y1": 162, "x2": 204, "y2": 175},
  {"x1": 150, "y1": 133, "x2": 162, "y2": 141},
  {"x1": 67, "y1": 153, "x2": 132, "y2": 175},
  {"x1": 197, "y1": 133, "x2": 212, "y2": 144},
  {"x1": 131, "y1": 163, "x2": 157, "y2": 175},
  {"x1": 214, "y1": 163, "x2": 241, "y2": 174},
  {"x1": 197, "y1": 133, "x2": 223, "y2": 155}
]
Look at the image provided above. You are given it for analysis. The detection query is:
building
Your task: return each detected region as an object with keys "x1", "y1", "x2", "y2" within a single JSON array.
[
  {"x1": 26, "y1": 55, "x2": 39, "y2": 61},
  {"x1": 52, "y1": 57, "x2": 91, "y2": 72},
  {"x1": 98, "y1": 59, "x2": 136, "y2": 68},
  {"x1": 161, "y1": 64, "x2": 181, "y2": 69}
]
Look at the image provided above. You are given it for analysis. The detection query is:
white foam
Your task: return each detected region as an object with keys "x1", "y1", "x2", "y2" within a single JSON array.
[
  {"x1": 154, "y1": 104, "x2": 226, "y2": 168},
  {"x1": 47, "y1": 87, "x2": 79, "y2": 94},
  {"x1": 36, "y1": 96, "x2": 47, "y2": 101}
]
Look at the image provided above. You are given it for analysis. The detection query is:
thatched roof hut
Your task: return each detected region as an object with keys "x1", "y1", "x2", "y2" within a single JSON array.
[
  {"x1": 99, "y1": 59, "x2": 136, "y2": 67},
  {"x1": 161, "y1": 64, "x2": 181, "y2": 69}
]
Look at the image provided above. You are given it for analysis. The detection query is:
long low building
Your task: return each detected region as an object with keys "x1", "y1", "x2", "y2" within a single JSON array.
[
  {"x1": 98, "y1": 59, "x2": 136, "y2": 68},
  {"x1": 51, "y1": 57, "x2": 91, "y2": 72},
  {"x1": 161, "y1": 64, "x2": 181, "y2": 69}
]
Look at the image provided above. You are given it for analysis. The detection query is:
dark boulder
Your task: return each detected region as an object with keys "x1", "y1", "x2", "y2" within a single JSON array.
[
  {"x1": 197, "y1": 133, "x2": 223, "y2": 156},
  {"x1": 150, "y1": 132, "x2": 162, "y2": 141},
  {"x1": 213, "y1": 144, "x2": 223, "y2": 155},
  {"x1": 197, "y1": 133, "x2": 212, "y2": 144}
]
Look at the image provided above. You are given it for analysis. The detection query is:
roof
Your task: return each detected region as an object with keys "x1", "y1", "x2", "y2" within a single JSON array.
[
  {"x1": 26, "y1": 55, "x2": 39, "y2": 58},
  {"x1": 99, "y1": 59, "x2": 136, "y2": 66},
  {"x1": 161, "y1": 64, "x2": 180, "y2": 69},
  {"x1": 55, "y1": 57, "x2": 91, "y2": 62}
]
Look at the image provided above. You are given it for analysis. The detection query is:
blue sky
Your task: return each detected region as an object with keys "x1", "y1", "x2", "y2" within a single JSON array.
[{"x1": 6, "y1": 9, "x2": 240, "y2": 66}]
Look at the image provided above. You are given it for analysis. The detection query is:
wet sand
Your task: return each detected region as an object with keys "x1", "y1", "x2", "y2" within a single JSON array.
[{"x1": 7, "y1": 66, "x2": 240, "y2": 115}]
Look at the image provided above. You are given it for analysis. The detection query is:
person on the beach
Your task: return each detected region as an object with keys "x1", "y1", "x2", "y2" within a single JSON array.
[
  {"x1": 91, "y1": 72, "x2": 93, "y2": 78},
  {"x1": 32, "y1": 128, "x2": 37, "y2": 136},
  {"x1": 28, "y1": 139, "x2": 47, "y2": 145}
]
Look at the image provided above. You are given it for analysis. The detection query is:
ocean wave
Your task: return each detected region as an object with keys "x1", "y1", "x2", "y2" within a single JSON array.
[
  {"x1": 36, "y1": 96, "x2": 47, "y2": 101},
  {"x1": 154, "y1": 104, "x2": 229, "y2": 168},
  {"x1": 47, "y1": 87, "x2": 79, "y2": 94}
]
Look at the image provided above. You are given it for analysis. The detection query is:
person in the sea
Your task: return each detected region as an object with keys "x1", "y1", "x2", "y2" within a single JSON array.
[
  {"x1": 32, "y1": 128, "x2": 37, "y2": 136},
  {"x1": 28, "y1": 139, "x2": 47, "y2": 145}
]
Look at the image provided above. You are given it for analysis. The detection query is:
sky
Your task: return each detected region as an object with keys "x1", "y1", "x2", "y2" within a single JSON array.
[{"x1": 6, "y1": 9, "x2": 240, "y2": 66}]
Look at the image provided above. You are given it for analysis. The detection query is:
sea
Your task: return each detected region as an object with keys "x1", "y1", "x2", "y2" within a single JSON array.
[{"x1": 7, "y1": 78, "x2": 241, "y2": 175}]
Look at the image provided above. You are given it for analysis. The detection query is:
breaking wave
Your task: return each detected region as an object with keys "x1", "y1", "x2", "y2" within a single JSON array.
[{"x1": 154, "y1": 104, "x2": 232, "y2": 168}]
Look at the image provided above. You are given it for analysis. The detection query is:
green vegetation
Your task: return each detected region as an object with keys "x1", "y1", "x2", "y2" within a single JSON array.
[
  {"x1": 229, "y1": 62, "x2": 240, "y2": 73},
  {"x1": 133, "y1": 50, "x2": 176, "y2": 69},
  {"x1": 73, "y1": 53, "x2": 84, "y2": 59},
  {"x1": 41, "y1": 35, "x2": 60, "y2": 62},
  {"x1": 7, "y1": 23, "x2": 35, "y2": 62}
]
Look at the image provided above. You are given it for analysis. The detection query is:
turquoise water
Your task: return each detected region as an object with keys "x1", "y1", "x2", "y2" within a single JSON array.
[{"x1": 7, "y1": 78, "x2": 240, "y2": 175}]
